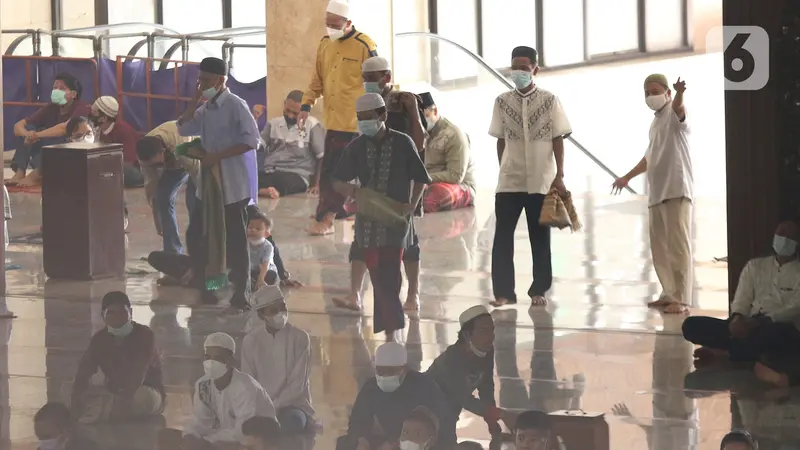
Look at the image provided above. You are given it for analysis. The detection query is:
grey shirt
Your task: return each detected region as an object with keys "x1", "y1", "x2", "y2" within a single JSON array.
[
  {"x1": 249, "y1": 239, "x2": 277, "y2": 273},
  {"x1": 260, "y1": 116, "x2": 325, "y2": 186},
  {"x1": 425, "y1": 342, "x2": 496, "y2": 419}
]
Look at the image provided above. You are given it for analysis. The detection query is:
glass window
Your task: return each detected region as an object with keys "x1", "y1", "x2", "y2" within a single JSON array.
[
  {"x1": 435, "y1": 0, "x2": 478, "y2": 81},
  {"x1": 163, "y1": 0, "x2": 223, "y2": 34},
  {"x1": 481, "y1": 0, "x2": 536, "y2": 69},
  {"x1": 644, "y1": 0, "x2": 683, "y2": 51},
  {"x1": 542, "y1": 0, "x2": 584, "y2": 67},
  {"x1": 586, "y1": 0, "x2": 638, "y2": 57},
  {"x1": 232, "y1": 0, "x2": 266, "y2": 28}
]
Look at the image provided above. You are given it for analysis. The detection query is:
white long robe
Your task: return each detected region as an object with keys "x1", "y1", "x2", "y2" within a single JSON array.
[
  {"x1": 184, "y1": 369, "x2": 276, "y2": 444},
  {"x1": 241, "y1": 322, "x2": 315, "y2": 418}
]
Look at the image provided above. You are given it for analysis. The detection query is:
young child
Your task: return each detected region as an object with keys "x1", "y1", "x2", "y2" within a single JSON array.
[
  {"x1": 248, "y1": 213, "x2": 278, "y2": 290},
  {"x1": 399, "y1": 407, "x2": 440, "y2": 450}
]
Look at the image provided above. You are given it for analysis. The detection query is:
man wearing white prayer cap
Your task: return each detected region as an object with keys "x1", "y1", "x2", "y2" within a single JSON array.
[
  {"x1": 425, "y1": 305, "x2": 519, "y2": 438},
  {"x1": 330, "y1": 94, "x2": 431, "y2": 341},
  {"x1": 302, "y1": 0, "x2": 379, "y2": 237},
  {"x1": 90, "y1": 95, "x2": 146, "y2": 188},
  {"x1": 178, "y1": 332, "x2": 276, "y2": 449},
  {"x1": 331, "y1": 58, "x2": 428, "y2": 315},
  {"x1": 242, "y1": 285, "x2": 315, "y2": 435},
  {"x1": 339, "y1": 342, "x2": 457, "y2": 450}
]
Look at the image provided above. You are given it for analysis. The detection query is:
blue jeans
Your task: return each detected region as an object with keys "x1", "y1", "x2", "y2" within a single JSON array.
[
  {"x1": 277, "y1": 406, "x2": 309, "y2": 435},
  {"x1": 12, "y1": 124, "x2": 67, "y2": 172},
  {"x1": 156, "y1": 170, "x2": 196, "y2": 253}
]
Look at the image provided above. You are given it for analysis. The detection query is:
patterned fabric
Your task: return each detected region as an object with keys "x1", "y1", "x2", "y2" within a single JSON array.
[
  {"x1": 422, "y1": 182, "x2": 473, "y2": 213},
  {"x1": 494, "y1": 90, "x2": 556, "y2": 142},
  {"x1": 333, "y1": 130, "x2": 432, "y2": 249},
  {"x1": 197, "y1": 379, "x2": 221, "y2": 429}
]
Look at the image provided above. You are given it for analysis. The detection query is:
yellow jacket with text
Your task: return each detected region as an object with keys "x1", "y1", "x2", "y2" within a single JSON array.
[{"x1": 301, "y1": 28, "x2": 378, "y2": 133}]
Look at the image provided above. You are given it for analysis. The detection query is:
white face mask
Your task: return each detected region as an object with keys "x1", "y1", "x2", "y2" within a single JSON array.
[
  {"x1": 774, "y1": 235, "x2": 798, "y2": 257},
  {"x1": 248, "y1": 237, "x2": 266, "y2": 246},
  {"x1": 327, "y1": 27, "x2": 345, "y2": 40},
  {"x1": 400, "y1": 441, "x2": 426, "y2": 450},
  {"x1": 376, "y1": 374, "x2": 402, "y2": 393},
  {"x1": 469, "y1": 339, "x2": 488, "y2": 358},
  {"x1": 425, "y1": 115, "x2": 437, "y2": 132},
  {"x1": 645, "y1": 93, "x2": 669, "y2": 111},
  {"x1": 203, "y1": 360, "x2": 229, "y2": 380},
  {"x1": 107, "y1": 320, "x2": 134, "y2": 338},
  {"x1": 265, "y1": 311, "x2": 288, "y2": 330}
]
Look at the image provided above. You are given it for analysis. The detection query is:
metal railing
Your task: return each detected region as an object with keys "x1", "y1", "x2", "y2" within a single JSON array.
[{"x1": 0, "y1": 24, "x2": 633, "y2": 193}]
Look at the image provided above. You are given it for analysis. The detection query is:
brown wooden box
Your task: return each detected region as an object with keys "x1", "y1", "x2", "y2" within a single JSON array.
[
  {"x1": 41, "y1": 142, "x2": 125, "y2": 280},
  {"x1": 549, "y1": 410, "x2": 610, "y2": 450}
]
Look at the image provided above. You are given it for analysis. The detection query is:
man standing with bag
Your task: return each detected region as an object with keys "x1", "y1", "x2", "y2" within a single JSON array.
[
  {"x1": 612, "y1": 74, "x2": 692, "y2": 314},
  {"x1": 488, "y1": 46, "x2": 572, "y2": 308},
  {"x1": 299, "y1": 0, "x2": 378, "y2": 236}
]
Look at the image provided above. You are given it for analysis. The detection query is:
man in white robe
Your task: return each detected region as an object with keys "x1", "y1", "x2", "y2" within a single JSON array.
[
  {"x1": 182, "y1": 332, "x2": 276, "y2": 450},
  {"x1": 242, "y1": 286, "x2": 314, "y2": 435}
]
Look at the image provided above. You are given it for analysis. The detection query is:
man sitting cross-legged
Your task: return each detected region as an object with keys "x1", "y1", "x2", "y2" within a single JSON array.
[{"x1": 683, "y1": 219, "x2": 800, "y2": 367}]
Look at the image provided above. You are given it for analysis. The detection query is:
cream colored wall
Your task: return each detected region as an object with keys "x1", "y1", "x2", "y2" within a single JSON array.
[
  {"x1": 689, "y1": 0, "x2": 722, "y2": 52},
  {"x1": 0, "y1": 0, "x2": 51, "y2": 54}
]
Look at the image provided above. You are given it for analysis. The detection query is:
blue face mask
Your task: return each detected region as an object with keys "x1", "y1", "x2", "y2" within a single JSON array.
[
  {"x1": 107, "y1": 320, "x2": 134, "y2": 338},
  {"x1": 202, "y1": 87, "x2": 218, "y2": 100},
  {"x1": 363, "y1": 82, "x2": 382, "y2": 94},
  {"x1": 358, "y1": 120, "x2": 383, "y2": 137},
  {"x1": 510, "y1": 70, "x2": 533, "y2": 89},
  {"x1": 774, "y1": 235, "x2": 798, "y2": 257}
]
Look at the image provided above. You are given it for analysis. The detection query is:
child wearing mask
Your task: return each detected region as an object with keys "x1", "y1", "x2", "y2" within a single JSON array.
[
  {"x1": 248, "y1": 213, "x2": 278, "y2": 289},
  {"x1": 399, "y1": 407, "x2": 439, "y2": 450}
]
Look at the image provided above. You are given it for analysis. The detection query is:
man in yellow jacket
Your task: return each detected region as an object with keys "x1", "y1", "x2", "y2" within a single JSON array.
[{"x1": 299, "y1": 0, "x2": 378, "y2": 236}]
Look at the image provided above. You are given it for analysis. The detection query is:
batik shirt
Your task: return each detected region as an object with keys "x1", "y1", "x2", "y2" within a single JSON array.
[
  {"x1": 488, "y1": 87, "x2": 572, "y2": 195},
  {"x1": 333, "y1": 129, "x2": 431, "y2": 248}
]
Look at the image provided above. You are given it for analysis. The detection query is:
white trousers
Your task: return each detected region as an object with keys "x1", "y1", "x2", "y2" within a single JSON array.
[{"x1": 649, "y1": 198, "x2": 693, "y2": 305}]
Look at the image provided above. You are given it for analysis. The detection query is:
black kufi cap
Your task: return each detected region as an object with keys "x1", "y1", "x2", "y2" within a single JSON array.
[
  {"x1": 200, "y1": 57, "x2": 227, "y2": 76},
  {"x1": 419, "y1": 92, "x2": 435, "y2": 109},
  {"x1": 511, "y1": 46, "x2": 539, "y2": 65}
]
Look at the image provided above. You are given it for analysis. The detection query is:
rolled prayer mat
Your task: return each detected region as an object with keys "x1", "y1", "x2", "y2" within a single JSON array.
[{"x1": 354, "y1": 187, "x2": 408, "y2": 225}]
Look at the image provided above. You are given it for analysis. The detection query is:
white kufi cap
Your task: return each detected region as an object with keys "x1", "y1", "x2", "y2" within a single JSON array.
[
  {"x1": 251, "y1": 284, "x2": 285, "y2": 311},
  {"x1": 94, "y1": 96, "x2": 119, "y2": 118},
  {"x1": 327, "y1": 0, "x2": 350, "y2": 18},
  {"x1": 362, "y1": 56, "x2": 391, "y2": 73},
  {"x1": 459, "y1": 305, "x2": 490, "y2": 327},
  {"x1": 356, "y1": 93, "x2": 385, "y2": 113},
  {"x1": 204, "y1": 332, "x2": 235, "y2": 353},
  {"x1": 374, "y1": 342, "x2": 407, "y2": 367}
]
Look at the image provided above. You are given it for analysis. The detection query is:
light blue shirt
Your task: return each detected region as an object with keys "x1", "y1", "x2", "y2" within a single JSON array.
[{"x1": 177, "y1": 89, "x2": 259, "y2": 205}]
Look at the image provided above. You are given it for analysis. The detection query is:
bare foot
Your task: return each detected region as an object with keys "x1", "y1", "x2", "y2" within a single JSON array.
[
  {"x1": 403, "y1": 294, "x2": 419, "y2": 312},
  {"x1": 308, "y1": 220, "x2": 334, "y2": 236},
  {"x1": 156, "y1": 275, "x2": 182, "y2": 286},
  {"x1": 647, "y1": 296, "x2": 673, "y2": 308},
  {"x1": 5, "y1": 172, "x2": 25, "y2": 185},
  {"x1": 17, "y1": 171, "x2": 41, "y2": 187},
  {"x1": 693, "y1": 346, "x2": 729, "y2": 361},
  {"x1": 490, "y1": 297, "x2": 515, "y2": 307},
  {"x1": 332, "y1": 292, "x2": 362, "y2": 311},
  {"x1": 660, "y1": 301, "x2": 689, "y2": 315},
  {"x1": 755, "y1": 362, "x2": 790, "y2": 387},
  {"x1": 258, "y1": 187, "x2": 280, "y2": 199},
  {"x1": 530, "y1": 295, "x2": 548, "y2": 306}
]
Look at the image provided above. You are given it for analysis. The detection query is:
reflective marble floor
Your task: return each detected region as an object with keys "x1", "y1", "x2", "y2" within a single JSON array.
[{"x1": 2, "y1": 53, "x2": 794, "y2": 450}]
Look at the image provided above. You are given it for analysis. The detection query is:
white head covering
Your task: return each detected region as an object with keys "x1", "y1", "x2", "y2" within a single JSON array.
[
  {"x1": 356, "y1": 93, "x2": 385, "y2": 113},
  {"x1": 204, "y1": 332, "x2": 235, "y2": 353},
  {"x1": 326, "y1": 0, "x2": 350, "y2": 18},
  {"x1": 459, "y1": 305, "x2": 490, "y2": 327},
  {"x1": 375, "y1": 342, "x2": 407, "y2": 367},
  {"x1": 93, "y1": 96, "x2": 119, "y2": 118},
  {"x1": 362, "y1": 56, "x2": 391, "y2": 73},
  {"x1": 251, "y1": 285, "x2": 285, "y2": 311}
]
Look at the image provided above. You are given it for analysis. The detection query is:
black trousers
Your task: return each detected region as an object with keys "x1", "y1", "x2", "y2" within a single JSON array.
[
  {"x1": 491, "y1": 193, "x2": 551, "y2": 302},
  {"x1": 258, "y1": 171, "x2": 307, "y2": 196},
  {"x1": 682, "y1": 316, "x2": 800, "y2": 362},
  {"x1": 178, "y1": 197, "x2": 251, "y2": 306}
]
